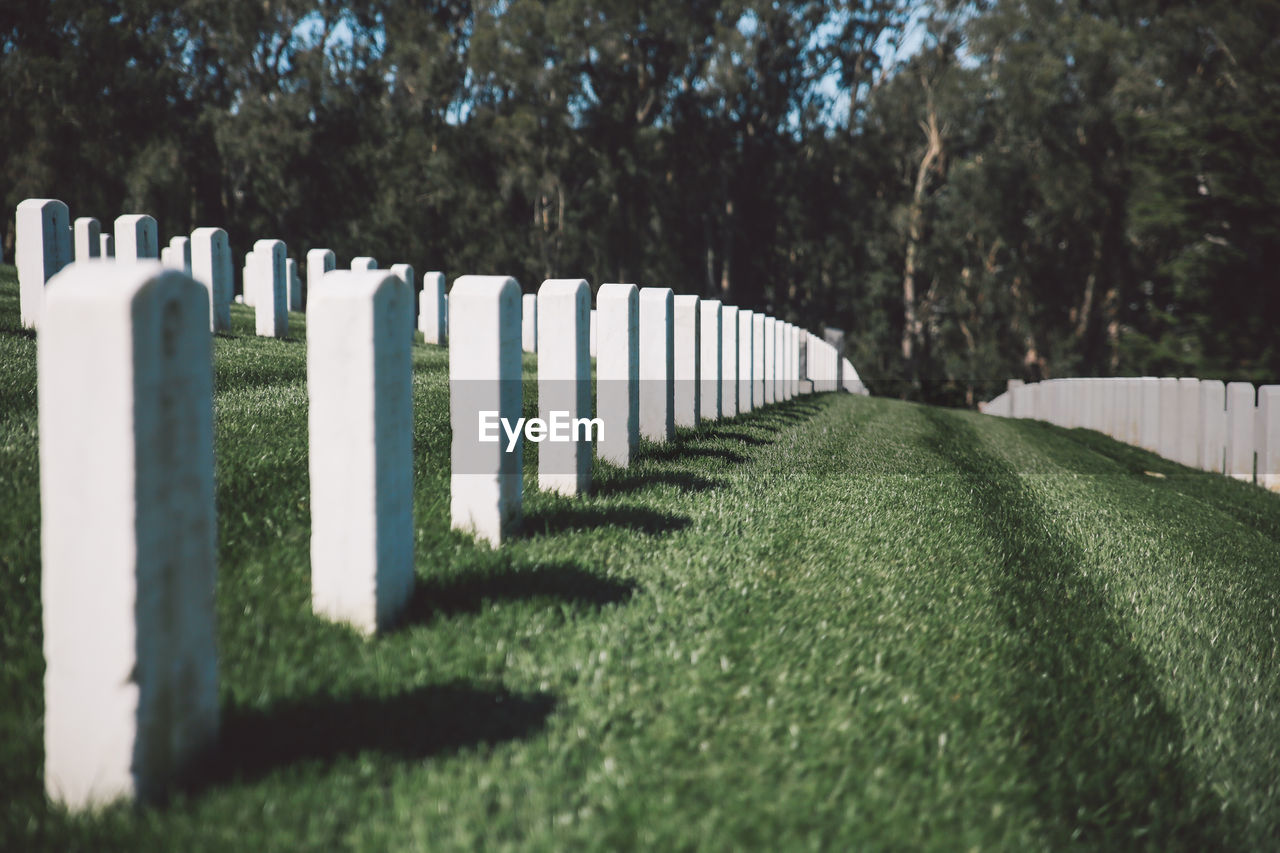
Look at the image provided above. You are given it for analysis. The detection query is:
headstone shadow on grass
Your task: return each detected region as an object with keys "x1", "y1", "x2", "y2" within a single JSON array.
[
  {"x1": 591, "y1": 469, "x2": 727, "y2": 497},
  {"x1": 519, "y1": 501, "x2": 691, "y2": 538},
  {"x1": 696, "y1": 428, "x2": 771, "y2": 447},
  {"x1": 638, "y1": 442, "x2": 747, "y2": 465},
  {"x1": 920, "y1": 408, "x2": 1242, "y2": 847},
  {"x1": 188, "y1": 682, "x2": 556, "y2": 792},
  {"x1": 399, "y1": 561, "x2": 637, "y2": 626}
]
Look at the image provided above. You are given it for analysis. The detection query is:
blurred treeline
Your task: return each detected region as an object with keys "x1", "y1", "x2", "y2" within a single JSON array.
[{"x1": 3, "y1": 1, "x2": 1277, "y2": 404}]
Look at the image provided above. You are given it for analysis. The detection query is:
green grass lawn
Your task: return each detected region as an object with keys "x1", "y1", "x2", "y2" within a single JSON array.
[{"x1": 2, "y1": 263, "x2": 1280, "y2": 849}]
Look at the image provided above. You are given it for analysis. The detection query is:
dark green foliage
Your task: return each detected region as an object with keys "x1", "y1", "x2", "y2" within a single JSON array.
[{"x1": 1, "y1": 1, "x2": 1277, "y2": 402}]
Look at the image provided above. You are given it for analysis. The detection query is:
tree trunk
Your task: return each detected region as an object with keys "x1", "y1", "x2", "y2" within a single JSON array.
[{"x1": 901, "y1": 79, "x2": 944, "y2": 387}]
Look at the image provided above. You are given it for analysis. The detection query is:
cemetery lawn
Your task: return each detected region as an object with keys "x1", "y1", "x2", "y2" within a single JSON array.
[{"x1": 3, "y1": 264, "x2": 1280, "y2": 849}]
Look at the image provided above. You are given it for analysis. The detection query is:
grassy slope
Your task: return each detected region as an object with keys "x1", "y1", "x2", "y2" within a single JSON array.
[{"x1": 1, "y1": 264, "x2": 1279, "y2": 849}]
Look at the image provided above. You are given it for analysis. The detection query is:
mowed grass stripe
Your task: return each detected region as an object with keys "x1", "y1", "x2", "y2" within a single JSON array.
[{"x1": 2, "y1": 266, "x2": 1279, "y2": 848}]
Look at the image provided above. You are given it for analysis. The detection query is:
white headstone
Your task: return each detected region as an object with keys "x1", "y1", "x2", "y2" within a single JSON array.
[
  {"x1": 589, "y1": 308, "x2": 598, "y2": 358},
  {"x1": 1011, "y1": 383, "x2": 1032, "y2": 419},
  {"x1": 1122, "y1": 378, "x2": 1143, "y2": 445},
  {"x1": 241, "y1": 249, "x2": 257, "y2": 307},
  {"x1": 720, "y1": 305, "x2": 738, "y2": 417},
  {"x1": 40, "y1": 260, "x2": 217, "y2": 809},
  {"x1": 596, "y1": 283, "x2": 639, "y2": 467},
  {"x1": 778, "y1": 322, "x2": 788, "y2": 399},
  {"x1": 761, "y1": 316, "x2": 776, "y2": 405},
  {"x1": 389, "y1": 263, "x2": 412, "y2": 335},
  {"x1": 738, "y1": 310, "x2": 754, "y2": 412},
  {"x1": 17, "y1": 198, "x2": 71, "y2": 329},
  {"x1": 168, "y1": 236, "x2": 192, "y2": 275},
  {"x1": 753, "y1": 313, "x2": 767, "y2": 406},
  {"x1": 1140, "y1": 377, "x2": 1160, "y2": 451},
  {"x1": 287, "y1": 258, "x2": 304, "y2": 312},
  {"x1": 805, "y1": 332, "x2": 817, "y2": 392},
  {"x1": 73, "y1": 217, "x2": 100, "y2": 262},
  {"x1": 307, "y1": 249, "x2": 336, "y2": 313},
  {"x1": 700, "y1": 299, "x2": 722, "y2": 420},
  {"x1": 774, "y1": 319, "x2": 785, "y2": 401},
  {"x1": 537, "y1": 279, "x2": 593, "y2": 495},
  {"x1": 521, "y1": 293, "x2": 537, "y2": 353},
  {"x1": 788, "y1": 324, "x2": 799, "y2": 396},
  {"x1": 419, "y1": 272, "x2": 447, "y2": 345},
  {"x1": 450, "y1": 275, "x2": 522, "y2": 546},
  {"x1": 389, "y1": 263, "x2": 412, "y2": 289},
  {"x1": 253, "y1": 239, "x2": 287, "y2": 338},
  {"x1": 1102, "y1": 378, "x2": 1116, "y2": 434},
  {"x1": 308, "y1": 270, "x2": 414, "y2": 633},
  {"x1": 160, "y1": 246, "x2": 174, "y2": 269},
  {"x1": 190, "y1": 227, "x2": 232, "y2": 333},
  {"x1": 114, "y1": 214, "x2": 158, "y2": 262},
  {"x1": 1199, "y1": 379, "x2": 1226, "y2": 473},
  {"x1": 1176, "y1": 378, "x2": 1200, "y2": 467},
  {"x1": 843, "y1": 358, "x2": 862, "y2": 395},
  {"x1": 100, "y1": 233, "x2": 114, "y2": 259},
  {"x1": 1081, "y1": 378, "x2": 1097, "y2": 430},
  {"x1": 352, "y1": 256, "x2": 377, "y2": 271},
  {"x1": 778, "y1": 320, "x2": 788, "y2": 399},
  {"x1": 1226, "y1": 381, "x2": 1255, "y2": 482},
  {"x1": 639, "y1": 287, "x2": 675, "y2": 441},
  {"x1": 1106, "y1": 378, "x2": 1122, "y2": 437},
  {"x1": 1157, "y1": 377, "x2": 1179, "y2": 460},
  {"x1": 673, "y1": 295, "x2": 700, "y2": 428},
  {"x1": 1256, "y1": 386, "x2": 1280, "y2": 491}
]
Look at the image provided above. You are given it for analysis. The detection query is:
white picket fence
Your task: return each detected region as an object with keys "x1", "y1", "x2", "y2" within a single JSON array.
[{"x1": 982, "y1": 377, "x2": 1280, "y2": 489}]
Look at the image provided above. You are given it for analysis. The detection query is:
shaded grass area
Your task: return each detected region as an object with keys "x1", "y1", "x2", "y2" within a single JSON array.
[{"x1": 2, "y1": 264, "x2": 1280, "y2": 847}]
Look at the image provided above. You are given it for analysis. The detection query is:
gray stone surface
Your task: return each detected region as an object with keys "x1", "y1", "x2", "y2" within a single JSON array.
[
  {"x1": 537, "y1": 279, "x2": 593, "y2": 495},
  {"x1": 720, "y1": 305, "x2": 738, "y2": 417},
  {"x1": 420, "y1": 272, "x2": 447, "y2": 345},
  {"x1": 596, "y1": 283, "x2": 640, "y2": 467},
  {"x1": 114, "y1": 214, "x2": 158, "y2": 262},
  {"x1": 73, "y1": 217, "x2": 100, "y2": 262},
  {"x1": 308, "y1": 270, "x2": 415, "y2": 633},
  {"x1": 191, "y1": 227, "x2": 232, "y2": 333},
  {"x1": 17, "y1": 198, "x2": 70, "y2": 329},
  {"x1": 639, "y1": 287, "x2": 675, "y2": 442},
  {"x1": 673, "y1": 295, "x2": 700, "y2": 427},
  {"x1": 252, "y1": 239, "x2": 287, "y2": 338},
  {"x1": 450, "y1": 275, "x2": 523, "y2": 545},
  {"x1": 700, "y1": 299, "x2": 722, "y2": 421},
  {"x1": 39, "y1": 260, "x2": 218, "y2": 808}
]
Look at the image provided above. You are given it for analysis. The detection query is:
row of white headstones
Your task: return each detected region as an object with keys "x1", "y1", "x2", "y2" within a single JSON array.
[
  {"x1": 18, "y1": 198, "x2": 867, "y2": 810},
  {"x1": 981, "y1": 377, "x2": 1280, "y2": 489}
]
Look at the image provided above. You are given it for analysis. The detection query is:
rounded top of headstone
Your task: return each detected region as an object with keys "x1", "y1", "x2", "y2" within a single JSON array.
[
  {"x1": 311, "y1": 269, "x2": 403, "y2": 302},
  {"x1": 19, "y1": 198, "x2": 68, "y2": 212},
  {"x1": 538, "y1": 278, "x2": 589, "y2": 297},
  {"x1": 638, "y1": 286, "x2": 673, "y2": 302},
  {"x1": 452, "y1": 275, "x2": 519, "y2": 300},
  {"x1": 43, "y1": 260, "x2": 203, "y2": 309}
]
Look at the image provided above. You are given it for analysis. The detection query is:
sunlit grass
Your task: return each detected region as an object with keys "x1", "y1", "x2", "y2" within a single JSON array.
[{"x1": 2, "y1": 264, "x2": 1279, "y2": 848}]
